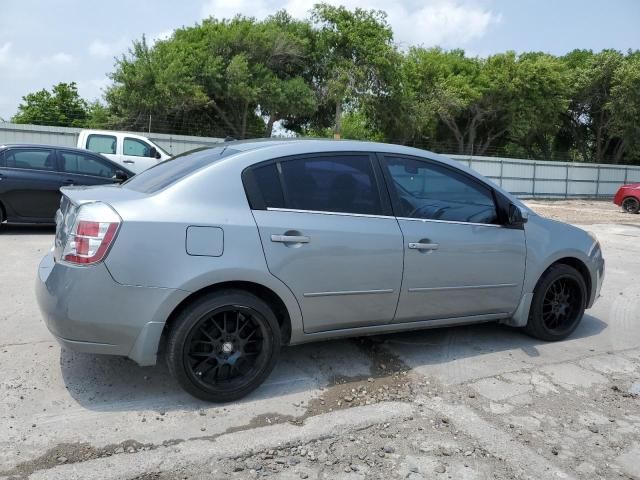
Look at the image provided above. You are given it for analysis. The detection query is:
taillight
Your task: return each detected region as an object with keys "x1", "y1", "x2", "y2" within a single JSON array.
[{"x1": 62, "y1": 202, "x2": 121, "y2": 265}]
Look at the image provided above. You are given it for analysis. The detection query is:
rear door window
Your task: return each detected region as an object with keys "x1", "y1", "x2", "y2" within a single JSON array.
[
  {"x1": 248, "y1": 163, "x2": 285, "y2": 209},
  {"x1": 60, "y1": 151, "x2": 117, "y2": 178},
  {"x1": 279, "y1": 155, "x2": 381, "y2": 215},
  {"x1": 4, "y1": 149, "x2": 57, "y2": 171},
  {"x1": 86, "y1": 134, "x2": 117, "y2": 155}
]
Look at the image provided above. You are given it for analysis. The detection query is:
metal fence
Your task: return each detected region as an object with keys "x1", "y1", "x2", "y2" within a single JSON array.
[
  {"x1": 449, "y1": 154, "x2": 640, "y2": 198},
  {"x1": 0, "y1": 122, "x2": 223, "y2": 157},
  {"x1": 2, "y1": 122, "x2": 639, "y2": 198}
]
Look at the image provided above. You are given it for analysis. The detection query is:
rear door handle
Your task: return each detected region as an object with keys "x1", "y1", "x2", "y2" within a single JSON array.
[
  {"x1": 271, "y1": 234, "x2": 310, "y2": 244},
  {"x1": 123, "y1": 160, "x2": 135, "y2": 164},
  {"x1": 408, "y1": 242, "x2": 439, "y2": 251}
]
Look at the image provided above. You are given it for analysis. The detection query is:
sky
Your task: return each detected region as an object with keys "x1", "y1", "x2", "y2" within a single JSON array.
[{"x1": 1, "y1": 0, "x2": 639, "y2": 120}]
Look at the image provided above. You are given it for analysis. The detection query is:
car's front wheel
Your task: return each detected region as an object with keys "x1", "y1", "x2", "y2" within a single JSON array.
[
  {"x1": 622, "y1": 197, "x2": 640, "y2": 214},
  {"x1": 166, "y1": 290, "x2": 281, "y2": 402},
  {"x1": 524, "y1": 264, "x2": 587, "y2": 341}
]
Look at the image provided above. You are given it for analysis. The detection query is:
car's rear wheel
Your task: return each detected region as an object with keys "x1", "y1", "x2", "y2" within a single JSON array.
[
  {"x1": 166, "y1": 290, "x2": 281, "y2": 402},
  {"x1": 622, "y1": 197, "x2": 640, "y2": 214},
  {"x1": 524, "y1": 264, "x2": 587, "y2": 341}
]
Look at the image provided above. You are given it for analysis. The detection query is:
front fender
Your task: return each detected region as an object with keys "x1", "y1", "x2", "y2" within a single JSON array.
[{"x1": 505, "y1": 215, "x2": 603, "y2": 327}]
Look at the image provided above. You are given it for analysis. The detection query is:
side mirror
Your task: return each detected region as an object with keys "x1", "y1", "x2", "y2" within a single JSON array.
[
  {"x1": 508, "y1": 203, "x2": 528, "y2": 226},
  {"x1": 149, "y1": 146, "x2": 161, "y2": 159},
  {"x1": 114, "y1": 170, "x2": 129, "y2": 182}
]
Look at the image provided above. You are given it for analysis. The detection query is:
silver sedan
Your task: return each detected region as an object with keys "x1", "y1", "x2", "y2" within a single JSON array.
[{"x1": 36, "y1": 140, "x2": 605, "y2": 401}]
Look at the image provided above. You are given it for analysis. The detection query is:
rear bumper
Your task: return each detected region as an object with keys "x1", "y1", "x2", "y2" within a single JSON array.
[{"x1": 36, "y1": 252, "x2": 188, "y2": 365}]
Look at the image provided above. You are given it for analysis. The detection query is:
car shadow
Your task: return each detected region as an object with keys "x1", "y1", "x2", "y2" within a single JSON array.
[
  {"x1": 0, "y1": 224, "x2": 55, "y2": 235},
  {"x1": 59, "y1": 313, "x2": 608, "y2": 414}
]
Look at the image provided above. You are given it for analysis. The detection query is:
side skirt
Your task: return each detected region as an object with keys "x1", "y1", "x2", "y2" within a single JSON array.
[{"x1": 290, "y1": 312, "x2": 509, "y2": 345}]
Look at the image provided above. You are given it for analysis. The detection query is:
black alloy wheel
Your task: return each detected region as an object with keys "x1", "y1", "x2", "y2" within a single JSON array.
[
  {"x1": 540, "y1": 276, "x2": 584, "y2": 335},
  {"x1": 185, "y1": 306, "x2": 266, "y2": 389},
  {"x1": 167, "y1": 290, "x2": 281, "y2": 402},
  {"x1": 524, "y1": 264, "x2": 587, "y2": 341}
]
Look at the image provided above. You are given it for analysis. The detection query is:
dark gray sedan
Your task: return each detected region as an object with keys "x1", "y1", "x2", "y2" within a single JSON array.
[{"x1": 0, "y1": 144, "x2": 131, "y2": 224}]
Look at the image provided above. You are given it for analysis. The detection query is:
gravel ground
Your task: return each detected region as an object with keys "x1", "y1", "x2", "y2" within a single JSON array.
[
  {"x1": 525, "y1": 199, "x2": 640, "y2": 225},
  {"x1": 124, "y1": 350, "x2": 640, "y2": 480},
  {"x1": 1, "y1": 202, "x2": 639, "y2": 480}
]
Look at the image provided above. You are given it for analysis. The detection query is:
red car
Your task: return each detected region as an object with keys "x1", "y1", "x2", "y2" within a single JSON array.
[{"x1": 613, "y1": 183, "x2": 640, "y2": 214}]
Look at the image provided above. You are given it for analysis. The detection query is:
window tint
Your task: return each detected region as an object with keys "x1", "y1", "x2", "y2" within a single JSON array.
[
  {"x1": 123, "y1": 147, "x2": 240, "y2": 193},
  {"x1": 384, "y1": 156, "x2": 498, "y2": 224},
  {"x1": 251, "y1": 163, "x2": 285, "y2": 208},
  {"x1": 124, "y1": 138, "x2": 151, "y2": 157},
  {"x1": 87, "y1": 135, "x2": 116, "y2": 155},
  {"x1": 60, "y1": 152, "x2": 117, "y2": 178},
  {"x1": 279, "y1": 155, "x2": 381, "y2": 215},
  {"x1": 4, "y1": 149, "x2": 57, "y2": 171},
  {"x1": 0, "y1": 150, "x2": 5, "y2": 167}
]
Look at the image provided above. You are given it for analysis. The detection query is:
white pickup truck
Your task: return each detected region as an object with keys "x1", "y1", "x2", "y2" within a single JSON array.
[{"x1": 77, "y1": 130, "x2": 171, "y2": 174}]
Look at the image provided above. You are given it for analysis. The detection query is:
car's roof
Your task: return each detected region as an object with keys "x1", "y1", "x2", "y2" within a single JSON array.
[
  {"x1": 0, "y1": 143, "x2": 100, "y2": 153},
  {"x1": 218, "y1": 138, "x2": 436, "y2": 155}
]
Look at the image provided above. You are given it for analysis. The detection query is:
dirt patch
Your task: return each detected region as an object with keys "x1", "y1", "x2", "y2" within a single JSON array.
[
  {"x1": 525, "y1": 199, "x2": 640, "y2": 225},
  {"x1": 303, "y1": 337, "x2": 418, "y2": 417},
  {"x1": 1, "y1": 440, "x2": 152, "y2": 480}
]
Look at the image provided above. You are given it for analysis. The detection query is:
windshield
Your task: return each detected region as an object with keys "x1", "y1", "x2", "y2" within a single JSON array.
[{"x1": 123, "y1": 146, "x2": 240, "y2": 193}]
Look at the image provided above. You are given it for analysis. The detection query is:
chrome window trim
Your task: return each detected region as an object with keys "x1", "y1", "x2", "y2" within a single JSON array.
[
  {"x1": 396, "y1": 216, "x2": 504, "y2": 228},
  {"x1": 266, "y1": 207, "x2": 396, "y2": 220},
  {"x1": 0, "y1": 165, "x2": 60, "y2": 174}
]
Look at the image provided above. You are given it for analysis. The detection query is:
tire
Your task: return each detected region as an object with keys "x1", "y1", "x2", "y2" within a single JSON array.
[
  {"x1": 622, "y1": 197, "x2": 640, "y2": 214},
  {"x1": 166, "y1": 289, "x2": 281, "y2": 402},
  {"x1": 524, "y1": 264, "x2": 587, "y2": 341}
]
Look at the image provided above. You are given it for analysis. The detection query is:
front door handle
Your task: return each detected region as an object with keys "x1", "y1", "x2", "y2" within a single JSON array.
[
  {"x1": 408, "y1": 242, "x2": 439, "y2": 251},
  {"x1": 271, "y1": 234, "x2": 310, "y2": 244},
  {"x1": 123, "y1": 160, "x2": 135, "y2": 164}
]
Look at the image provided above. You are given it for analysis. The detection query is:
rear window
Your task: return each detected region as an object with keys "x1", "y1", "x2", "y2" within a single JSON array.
[
  {"x1": 123, "y1": 147, "x2": 240, "y2": 193},
  {"x1": 87, "y1": 134, "x2": 117, "y2": 155}
]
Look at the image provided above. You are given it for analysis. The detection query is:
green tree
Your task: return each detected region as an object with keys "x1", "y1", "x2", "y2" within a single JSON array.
[
  {"x1": 561, "y1": 49, "x2": 625, "y2": 162},
  {"x1": 605, "y1": 52, "x2": 640, "y2": 163},
  {"x1": 310, "y1": 4, "x2": 398, "y2": 138},
  {"x1": 12, "y1": 82, "x2": 89, "y2": 127},
  {"x1": 106, "y1": 13, "x2": 317, "y2": 138}
]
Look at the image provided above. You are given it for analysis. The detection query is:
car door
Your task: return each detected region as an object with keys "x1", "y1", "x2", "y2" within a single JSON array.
[
  {"x1": 0, "y1": 147, "x2": 67, "y2": 221},
  {"x1": 245, "y1": 153, "x2": 404, "y2": 333},
  {"x1": 121, "y1": 137, "x2": 159, "y2": 173},
  {"x1": 380, "y1": 154, "x2": 526, "y2": 323},
  {"x1": 58, "y1": 150, "x2": 129, "y2": 187}
]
